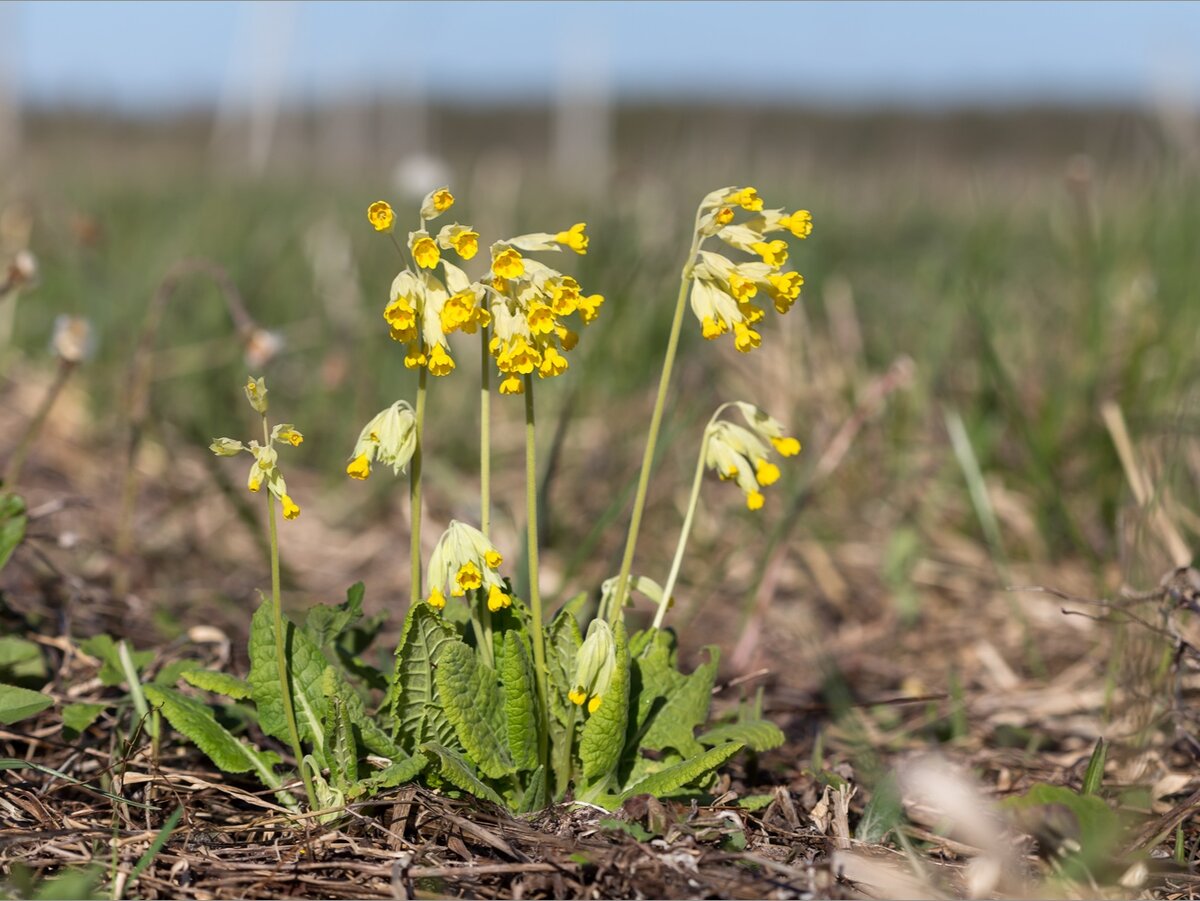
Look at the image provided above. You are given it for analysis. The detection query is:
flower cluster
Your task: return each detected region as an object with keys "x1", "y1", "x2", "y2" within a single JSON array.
[
  {"x1": 688, "y1": 186, "x2": 812, "y2": 352},
  {"x1": 569, "y1": 619, "x2": 617, "y2": 714},
  {"x1": 426, "y1": 520, "x2": 510, "y2": 612},
  {"x1": 485, "y1": 227, "x2": 603, "y2": 395},
  {"x1": 704, "y1": 402, "x2": 801, "y2": 510},
  {"x1": 210, "y1": 377, "x2": 303, "y2": 519},
  {"x1": 369, "y1": 188, "x2": 484, "y2": 377},
  {"x1": 345, "y1": 400, "x2": 418, "y2": 480}
]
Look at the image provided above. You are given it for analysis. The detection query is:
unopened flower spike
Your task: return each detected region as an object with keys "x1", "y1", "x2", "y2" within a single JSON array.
[
  {"x1": 570, "y1": 620, "x2": 617, "y2": 714},
  {"x1": 346, "y1": 400, "x2": 417, "y2": 480}
]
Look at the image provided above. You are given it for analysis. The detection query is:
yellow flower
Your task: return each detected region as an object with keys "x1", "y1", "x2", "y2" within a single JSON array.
[
  {"x1": 244, "y1": 376, "x2": 269, "y2": 414},
  {"x1": 281, "y1": 494, "x2": 301, "y2": 520},
  {"x1": 411, "y1": 232, "x2": 441, "y2": 269},
  {"x1": 427, "y1": 343, "x2": 456, "y2": 376},
  {"x1": 766, "y1": 272, "x2": 803, "y2": 313},
  {"x1": 367, "y1": 200, "x2": 395, "y2": 233},
  {"x1": 555, "y1": 222, "x2": 588, "y2": 254},
  {"x1": 728, "y1": 273, "x2": 757, "y2": 302},
  {"x1": 780, "y1": 209, "x2": 813, "y2": 238},
  {"x1": 451, "y1": 228, "x2": 478, "y2": 259},
  {"x1": 755, "y1": 459, "x2": 781, "y2": 486},
  {"x1": 485, "y1": 549, "x2": 503, "y2": 569},
  {"x1": 751, "y1": 240, "x2": 788, "y2": 268},
  {"x1": 568, "y1": 688, "x2": 587, "y2": 706},
  {"x1": 729, "y1": 187, "x2": 763, "y2": 211},
  {"x1": 538, "y1": 345, "x2": 568, "y2": 378},
  {"x1": 578, "y1": 293, "x2": 604, "y2": 323},
  {"x1": 433, "y1": 189, "x2": 454, "y2": 212},
  {"x1": 715, "y1": 206, "x2": 734, "y2": 225},
  {"x1": 746, "y1": 490, "x2": 765, "y2": 511},
  {"x1": 347, "y1": 453, "x2": 371, "y2": 480},
  {"x1": 526, "y1": 301, "x2": 556, "y2": 335},
  {"x1": 701, "y1": 316, "x2": 725, "y2": 340},
  {"x1": 499, "y1": 374, "x2": 523, "y2": 395},
  {"x1": 427, "y1": 587, "x2": 447, "y2": 610},
  {"x1": 557, "y1": 326, "x2": 579, "y2": 351},
  {"x1": 487, "y1": 585, "x2": 511, "y2": 612},
  {"x1": 733, "y1": 322, "x2": 761, "y2": 352},
  {"x1": 454, "y1": 561, "x2": 482, "y2": 596},
  {"x1": 404, "y1": 345, "x2": 427, "y2": 369},
  {"x1": 773, "y1": 436, "x2": 801, "y2": 456},
  {"x1": 279, "y1": 428, "x2": 303, "y2": 447},
  {"x1": 439, "y1": 292, "x2": 474, "y2": 334},
  {"x1": 587, "y1": 695, "x2": 602, "y2": 714},
  {"x1": 492, "y1": 247, "x2": 525, "y2": 280}
]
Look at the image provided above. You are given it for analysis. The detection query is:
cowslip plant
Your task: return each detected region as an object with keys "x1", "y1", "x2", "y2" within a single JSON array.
[{"x1": 152, "y1": 185, "x2": 808, "y2": 818}]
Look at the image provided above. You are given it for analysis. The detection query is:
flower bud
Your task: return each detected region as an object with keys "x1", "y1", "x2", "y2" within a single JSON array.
[{"x1": 244, "y1": 376, "x2": 269, "y2": 414}]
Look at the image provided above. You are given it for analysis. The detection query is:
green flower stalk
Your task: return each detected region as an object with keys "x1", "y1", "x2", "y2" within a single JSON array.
[
  {"x1": 210, "y1": 377, "x2": 315, "y2": 811},
  {"x1": 610, "y1": 186, "x2": 812, "y2": 622}
]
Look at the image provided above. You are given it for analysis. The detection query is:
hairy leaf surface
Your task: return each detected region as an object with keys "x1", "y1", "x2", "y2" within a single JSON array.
[
  {"x1": 580, "y1": 620, "x2": 630, "y2": 782},
  {"x1": 420, "y1": 742, "x2": 504, "y2": 806},
  {"x1": 435, "y1": 640, "x2": 513, "y2": 779},
  {"x1": 500, "y1": 631, "x2": 539, "y2": 772}
]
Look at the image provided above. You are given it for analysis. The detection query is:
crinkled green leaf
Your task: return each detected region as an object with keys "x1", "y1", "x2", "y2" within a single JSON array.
[
  {"x1": 80, "y1": 635, "x2": 153, "y2": 688},
  {"x1": 435, "y1": 640, "x2": 513, "y2": 779},
  {"x1": 546, "y1": 609, "x2": 583, "y2": 732},
  {"x1": 183, "y1": 669, "x2": 252, "y2": 700},
  {"x1": 248, "y1": 600, "x2": 328, "y2": 758},
  {"x1": 0, "y1": 682, "x2": 52, "y2": 724},
  {"x1": 0, "y1": 492, "x2": 27, "y2": 573},
  {"x1": 388, "y1": 603, "x2": 460, "y2": 753},
  {"x1": 638, "y1": 641, "x2": 718, "y2": 758},
  {"x1": 519, "y1": 765, "x2": 548, "y2": 814},
  {"x1": 0, "y1": 636, "x2": 45, "y2": 685},
  {"x1": 61, "y1": 702, "x2": 105, "y2": 737},
  {"x1": 580, "y1": 620, "x2": 629, "y2": 783},
  {"x1": 348, "y1": 754, "x2": 428, "y2": 799},
  {"x1": 322, "y1": 668, "x2": 359, "y2": 792},
  {"x1": 143, "y1": 684, "x2": 287, "y2": 794},
  {"x1": 420, "y1": 742, "x2": 504, "y2": 806},
  {"x1": 303, "y1": 582, "x2": 365, "y2": 649},
  {"x1": 151, "y1": 658, "x2": 201, "y2": 687},
  {"x1": 698, "y1": 719, "x2": 785, "y2": 753},
  {"x1": 619, "y1": 742, "x2": 743, "y2": 803},
  {"x1": 501, "y1": 631, "x2": 539, "y2": 772}
]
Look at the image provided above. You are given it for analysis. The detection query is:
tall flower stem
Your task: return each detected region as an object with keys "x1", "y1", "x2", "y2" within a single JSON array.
[
  {"x1": 609, "y1": 222, "x2": 702, "y2": 623},
  {"x1": 523, "y1": 374, "x2": 550, "y2": 772},
  {"x1": 263, "y1": 415, "x2": 316, "y2": 811},
  {"x1": 478, "y1": 326, "x2": 496, "y2": 659},
  {"x1": 410, "y1": 363, "x2": 427, "y2": 609}
]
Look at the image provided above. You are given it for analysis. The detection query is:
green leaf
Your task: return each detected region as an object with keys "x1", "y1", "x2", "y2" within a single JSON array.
[
  {"x1": 143, "y1": 684, "x2": 287, "y2": 796},
  {"x1": 618, "y1": 742, "x2": 743, "y2": 803},
  {"x1": 1082, "y1": 737, "x2": 1107, "y2": 796},
  {"x1": 61, "y1": 702, "x2": 105, "y2": 737},
  {"x1": 0, "y1": 636, "x2": 45, "y2": 685},
  {"x1": 580, "y1": 620, "x2": 630, "y2": 783},
  {"x1": 545, "y1": 608, "x2": 583, "y2": 731},
  {"x1": 349, "y1": 754, "x2": 428, "y2": 799},
  {"x1": 639, "y1": 642, "x2": 718, "y2": 758},
  {"x1": 435, "y1": 640, "x2": 513, "y2": 779},
  {"x1": 304, "y1": 582, "x2": 366, "y2": 649},
  {"x1": 248, "y1": 598, "x2": 329, "y2": 754},
  {"x1": 183, "y1": 669, "x2": 252, "y2": 700},
  {"x1": 698, "y1": 719, "x2": 785, "y2": 753},
  {"x1": 0, "y1": 492, "x2": 27, "y2": 573},
  {"x1": 500, "y1": 631, "x2": 539, "y2": 772},
  {"x1": 322, "y1": 668, "x2": 359, "y2": 792},
  {"x1": 736, "y1": 793, "x2": 776, "y2": 811},
  {"x1": 152, "y1": 658, "x2": 202, "y2": 687},
  {"x1": 388, "y1": 603, "x2": 460, "y2": 753},
  {"x1": 0, "y1": 682, "x2": 52, "y2": 724},
  {"x1": 420, "y1": 742, "x2": 504, "y2": 806},
  {"x1": 80, "y1": 635, "x2": 153, "y2": 688},
  {"x1": 29, "y1": 865, "x2": 103, "y2": 901},
  {"x1": 599, "y1": 817, "x2": 653, "y2": 841},
  {"x1": 519, "y1": 765, "x2": 548, "y2": 814},
  {"x1": 1003, "y1": 782, "x2": 1121, "y2": 867}
]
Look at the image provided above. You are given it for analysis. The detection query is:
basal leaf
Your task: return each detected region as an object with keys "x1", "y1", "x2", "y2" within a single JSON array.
[
  {"x1": 0, "y1": 492, "x2": 27, "y2": 573},
  {"x1": 388, "y1": 604, "x2": 459, "y2": 753},
  {"x1": 546, "y1": 609, "x2": 583, "y2": 732},
  {"x1": 303, "y1": 582, "x2": 365, "y2": 649},
  {"x1": 519, "y1": 765, "x2": 549, "y2": 814},
  {"x1": 638, "y1": 643, "x2": 718, "y2": 758},
  {"x1": 349, "y1": 754, "x2": 427, "y2": 799},
  {"x1": 248, "y1": 599, "x2": 329, "y2": 758},
  {"x1": 0, "y1": 682, "x2": 52, "y2": 724},
  {"x1": 0, "y1": 635, "x2": 45, "y2": 685},
  {"x1": 322, "y1": 668, "x2": 359, "y2": 792},
  {"x1": 580, "y1": 620, "x2": 630, "y2": 783},
  {"x1": 618, "y1": 742, "x2": 743, "y2": 803},
  {"x1": 698, "y1": 719, "x2": 785, "y2": 753},
  {"x1": 435, "y1": 640, "x2": 513, "y2": 779},
  {"x1": 61, "y1": 702, "x2": 105, "y2": 737},
  {"x1": 420, "y1": 742, "x2": 504, "y2": 806},
  {"x1": 80, "y1": 635, "x2": 154, "y2": 688},
  {"x1": 500, "y1": 631, "x2": 539, "y2": 772},
  {"x1": 183, "y1": 669, "x2": 252, "y2": 700},
  {"x1": 143, "y1": 684, "x2": 288, "y2": 796}
]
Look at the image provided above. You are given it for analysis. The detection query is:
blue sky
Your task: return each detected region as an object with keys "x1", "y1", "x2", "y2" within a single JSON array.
[{"x1": 7, "y1": 1, "x2": 1200, "y2": 110}]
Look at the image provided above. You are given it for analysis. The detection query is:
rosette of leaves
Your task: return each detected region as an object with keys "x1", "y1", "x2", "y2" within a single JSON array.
[
  {"x1": 385, "y1": 594, "x2": 784, "y2": 812},
  {"x1": 148, "y1": 584, "x2": 425, "y2": 813}
]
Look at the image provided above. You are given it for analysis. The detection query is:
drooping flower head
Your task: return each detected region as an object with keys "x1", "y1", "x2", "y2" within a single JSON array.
[
  {"x1": 345, "y1": 400, "x2": 418, "y2": 480},
  {"x1": 425, "y1": 520, "x2": 509, "y2": 612},
  {"x1": 210, "y1": 377, "x2": 304, "y2": 520},
  {"x1": 702, "y1": 402, "x2": 801, "y2": 511},
  {"x1": 687, "y1": 186, "x2": 812, "y2": 353}
]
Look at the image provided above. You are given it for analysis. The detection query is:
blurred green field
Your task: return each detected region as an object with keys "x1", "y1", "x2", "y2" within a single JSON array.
[{"x1": 7, "y1": 100, "x2": 1200, "y2": 596}]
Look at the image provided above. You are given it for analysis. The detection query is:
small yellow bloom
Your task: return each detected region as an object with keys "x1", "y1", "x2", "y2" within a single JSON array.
[
  {"x1": 728, "y1": 273, "x2": 757, "y2": 302},
  {"x1": 367, "y1": 200, "x2": 395, "y2": 233},
  {"x1": 279, "y1": 428, "x2": 303, "y2": 447},
  {"x1": 427, "y1": 587, "x2": 447, "y2": 610},
  {"x1": 244, "y1": 376, "x2": 269, "y2": 414},
  {"x1": 755, "y1": 459, "x2": 781, "y2": 486},
  {"x1": 450, "y1": 229, "x2": 478, "y2": 259},
  {"x1": 538, "y1": 346, "x2": 568, "y2": 378},
  {"x1": 248, "y1": 473, "x2": 262, "y2": 493},
  {"x1": 427, "y1": 343, "x2": 456, "y2": 376},
  {"x1": 527, "y1": 302, "x2": 557, "y2": 335},
  {"x1": 557, "y1": 326, "x2": 579, "y2": 351},
  {"x1": 568, "y1": 688, "x2": 587, "y2": 707},
  {"x1": 751, "y1": 240, "x2": 788, "y2": 268},
  {"x1": 578, "y1": 293, "x2": 604, "y2": 323},
  {"x1": 411, "y1": 233, "x2": 441, "y2": 269},
  {"x1": 499, "y1": 374, "x2": 524, "y2": 395},
  {"x1": 587, "y1": 695, "x2": 602, "y2": 714},
  {"x1": 281, "y1": 494, "x2": 301, "y2": 520},
  {"x1": 492, "y1": 247, "x2": 525, "y2": 280},
  {"x1": 701, "y1": 316, "x2": 725, "y2": 340},
  {"x1": 433, "y1": 189, "x2": 454, "y2": 212},
  {"x1": 772, "y1": 436, "x2": 802, "y2": 457},
  {"x1": 729, "y1": 187, "x2": 763, "y2": 211},
  {"x1": 454, "y1": 561, "x2": 482, "y2": 595},
  {"x1": 715, "y1": 206, "x2": 734, "y2": 225},
  {"x1": 404, "y1": 345, "x2": 427, "y2": 369},
  {"x1": 746, "y1": 490, "x2": 765, "y2": 511},
  {"x1": 440, "y1": 292, "x2": 474, "y2": 334},
  {"x1": 555, "y1": 222, "x2": 589, "y2": 254},
  {"x1": 485, "y1": 549, "x2": 503, "y2": 569},
  {"x1": 347, "y1": 453, "x2": 371, "y2": 480},
  {"x1": 733, "y1": 322, "x2": 762, "y2": 352},
  {"x1": 487, "y1": 585, "x2": 511, "y2": 612},
  {"x1": 780, "y1": 209, "x2": 813, "y2": 239}
]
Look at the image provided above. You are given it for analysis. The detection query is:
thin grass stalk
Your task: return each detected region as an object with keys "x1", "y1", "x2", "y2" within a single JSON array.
[
  {"x1": 263, "y1": 415, "x2": 316, "y2": 811},
  {"x1": 610, "y1": 221, "x2": 702, "y2": 622},
  {"x1": 523, "y1": 373, "x2": 551, "y2": 776},
  {"x1": 3, "y1": 356, "x2": 75, "y2": 489}
]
